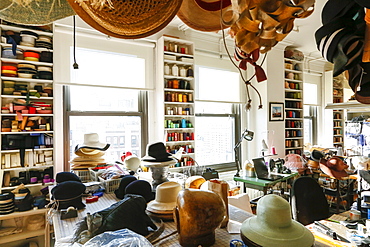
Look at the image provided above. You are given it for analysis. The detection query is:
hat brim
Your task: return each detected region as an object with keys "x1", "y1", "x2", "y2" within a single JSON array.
[
  {"x1": 319, "y1": 163, "x2": 349, "y2": 179},
  {"x1": 141, "y1": 159, "x2": 177, "y2": 167},
  {"x1": 177, "y1": 0, "x2": 231, "y2": 32},
  {"x1": 0, "y1": 1, "x2": 75, "y2": 25},
  {"x1": 75, "y1": 143, "x2": 110, "y2": 152},
  {"x1": 147, "y1": 200, "x2": 177, "y2": 212},
  {"x1": 241, "y1": 215, "x2": 314, "y2": 246},
  {"x1": 67, "y1": 0, "x2": 182, "y2": 39}
]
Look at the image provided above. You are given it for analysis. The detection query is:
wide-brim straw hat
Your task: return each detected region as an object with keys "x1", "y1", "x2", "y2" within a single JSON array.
[
  {"x1": 67, "y1": 0, "x2": 183, "y2": 39},
  {"x1": 75, "y1": 133, "x2": 110, "y2": 152},
  {"x1": 177, "y1": 0, "x2": 233, "y2": 32},
  {"x1": 0, "y1": 0, "x2": 11, "y2": 11},
  {"x1": 241, "y1": 194, "x2": 314, "y2": 247},
  {"x1": 0, "y1": 0, "x2": 75, "y2": 25}
]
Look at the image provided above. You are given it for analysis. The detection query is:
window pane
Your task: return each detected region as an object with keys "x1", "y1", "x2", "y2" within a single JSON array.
[
  {"x1": 196, "y1": 102, "x2": 233, "y2": 114},
  {"x1": 69, "y1": 116, "x2": 141, "y2": 163},
  {"x1": 195, "y1": 116, "x2": 235, "y2": 165},
  {"x1": 69, "y1": 85, "x2": 139, "y2": 111},
  {"x1": 71, "y1": 47, "x2": 145, "y2": 88},
  {"x1": 198, "y1": 67, "x2": 240, "y2": 102},
  {"x1": 303, "y1": 83, "x2": 318, "y2": 105}
]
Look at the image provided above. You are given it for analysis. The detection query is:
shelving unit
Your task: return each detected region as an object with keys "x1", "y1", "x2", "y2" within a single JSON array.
[
  {"x1": 332, "y1": 75, "x2": 345, "y2": 148},
  {"x1": 0, "y1": 21, "x2": 54, "y2": 247},
  {"x1": 283, "y1": 53, "x2": 304, "y2": 155},
  {"x1": 156, "y1": 36, "x2": 196, "y2": 168}
]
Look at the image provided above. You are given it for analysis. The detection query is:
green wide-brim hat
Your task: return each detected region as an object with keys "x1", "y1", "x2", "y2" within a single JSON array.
[{"x1": 0, "y1": 0, "x2": 75, "y2": 25}]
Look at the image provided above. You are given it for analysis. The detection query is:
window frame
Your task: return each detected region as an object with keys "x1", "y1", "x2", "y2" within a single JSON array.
[{"x1": 63, "y1": 86, "x2": 148, "y2": 171}]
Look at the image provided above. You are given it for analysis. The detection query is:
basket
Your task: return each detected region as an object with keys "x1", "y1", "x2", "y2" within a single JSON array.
[
  {"x1": 88, "y1": 168, "x2": 100, "y2": 182},
  {"x1": 98, "y1": 177, "x2": 121, "y2": 193},
  {"x1": 72, "y1": 170, "x2": 92, "y2": 182}
]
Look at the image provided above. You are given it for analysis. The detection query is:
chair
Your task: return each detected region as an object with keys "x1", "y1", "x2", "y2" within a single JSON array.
[{"x1": 291, "y1": 176, "x2": 330, "y2": 225}]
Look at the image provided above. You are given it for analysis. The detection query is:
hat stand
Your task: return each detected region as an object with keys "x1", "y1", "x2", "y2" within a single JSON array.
[{"x1": 143, "y1": 161, "x2": 176, "y2": 191}]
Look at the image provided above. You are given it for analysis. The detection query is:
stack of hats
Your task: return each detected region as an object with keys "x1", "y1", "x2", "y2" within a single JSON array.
[
  {"x1": 37, "y1": 65, "x2": 52, "y2": 80},
  {"x1": 307, "y1": 149, "x2": 325, "y2": 169},
  {"x1": 20, "y1": 30, "x2": 38, "y2": 47},
  {"x1": 12, "y1": 185, "x2": 33, "y2": 212},
  {"x1": 147, "y1": 181, "x2": 182, "y2": 220},
  {"x1": 2, "y1": 47, "x2": 23, "y2": 59},
  {"x1": 35, "y1": 35, "x2": 52, "y2": 49},
  {"x1": 2, "y1": 80, "x2": 14, "y2": 95},
  {"x1": 23, "y1": 50, "x2": 40, "y2": 62},
  {"x1": 0, "y1": 192, "x2": 15, "y2": 215},
  {"x1": 69, "y1": 133, "x2": 110, "y2": 171},
  {"x1": 1, "y1": 62, "x2": 17, "y2": 77},
  {"x1": 17, "y1": 63, "x2": 37, "y2": 79}
]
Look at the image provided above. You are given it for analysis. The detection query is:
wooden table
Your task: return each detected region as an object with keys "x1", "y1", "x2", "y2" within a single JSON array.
[{"x1": 52, "y1": 193, "x2": 253, "y2": 246}]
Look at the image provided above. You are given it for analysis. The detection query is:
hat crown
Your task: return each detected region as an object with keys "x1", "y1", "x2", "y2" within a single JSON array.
[
  {"x1": 84, "y1": 133, "x2": 100, "y2": 145},
  {"x1": 257, "y1": 194, "x2": 292, "y2": 228},
  {"x1": 155, "y1": 181, "x2": 182, "y2": 203},
  {"x1": 147, "y1": 142, "x2": 168, "y2": 158}
]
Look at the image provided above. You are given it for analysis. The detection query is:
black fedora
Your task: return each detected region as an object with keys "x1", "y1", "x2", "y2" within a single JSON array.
[{"x1": 141, "y1": 142, "x2": 175, "y2": 162}]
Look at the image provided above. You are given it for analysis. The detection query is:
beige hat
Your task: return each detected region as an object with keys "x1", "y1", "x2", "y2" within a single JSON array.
[
  {"x1": 124, "y1": 156, "x2": 141, "y2": 172},
  {"x1": 147, "y1": 181, "x2": 182, "y2": 214},
  {"x1": 241, "y1": 194, "x2": 314, "y2": 247}
]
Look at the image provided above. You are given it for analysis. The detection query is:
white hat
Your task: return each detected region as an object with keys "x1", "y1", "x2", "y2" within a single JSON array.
[
  {"x1": 124, "y1": 156, "x2": 141, "y2": 172},
  {"x1": 75, "y1": 133, "x2": 110, "y2": 152},
  {"x1": 241, "y1": 194, "x2": 314, "y2": 247},
  {"x1": 147, "y1": 181, "x2": 182, "y2": 213}
]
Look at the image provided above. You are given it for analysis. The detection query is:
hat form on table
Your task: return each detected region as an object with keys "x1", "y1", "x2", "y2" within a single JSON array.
[
  {"x1": 0, "y1": 0, "x2": 75, "y2": 25},
  {"x1": 319, "y1": 156, "x2": 349, "y2": 179},
  {"x1": 124, "y1": 155, "x2": 141, "y2": 172},
  {"x1": 240, "y1": 194, "x2": 314, "y2": 247},
  {"x1": 147, "y1": 181, "x2": 182, "y2": 214},
  {"x1": 67, "y1": 0, "x2": 183, "y2": 39}
]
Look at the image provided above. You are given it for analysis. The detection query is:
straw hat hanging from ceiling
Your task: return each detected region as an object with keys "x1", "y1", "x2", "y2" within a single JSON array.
[
  {"x1": 0, "y1": 0, "x2": 75, "y2": 25},
  {"x1": 67, "y1": 0, "x2": 183, "y2": 39}
]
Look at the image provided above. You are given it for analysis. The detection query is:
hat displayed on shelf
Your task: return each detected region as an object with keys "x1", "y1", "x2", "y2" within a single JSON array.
[
  {"x1": 75, "y1": 133, "x2": 110, "y2": 152},
  {"x1": 51, "y1": 181, "x2": 86, "y2": 210},
  {"x1": 141, "y1": 142, "x2": 175, "y2": 162},
  {"x1": 240, "y1": 194, "x2": 314, "y2": 247},
  {"x1": 125, "y1": 180, "x2": 154, "y2": 203},
  {"x1": 114, "y1": 175, "x2": 137, "y2": 200},
  {"x1": 67, "y1": 0, "x2": 182, "y2": 39},
  {"x1": 177, "y1": 0, "x2": 233, "y2": 32},
  {"x1": 55, "y1": 172, "x2": 82, "y2": 183},
  {"x1": 319, "y1": 156, "x2": 349, "y2": 179},
  {"x1": 147, "y1": 181, "x2": 182, "y2": 213},
  {"x1": 0, "y1": 0, "x2": 75, "y2": 25}
]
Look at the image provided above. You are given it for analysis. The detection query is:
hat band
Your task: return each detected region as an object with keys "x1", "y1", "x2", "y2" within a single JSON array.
[{"x1": 194, "y1": 0, "x2": 231, "y2": 11}]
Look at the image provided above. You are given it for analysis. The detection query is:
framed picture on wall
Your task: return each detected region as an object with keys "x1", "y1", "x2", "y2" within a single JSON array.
[{"x1": 269, "y1": 102, "x2": 284, "y2": 121}]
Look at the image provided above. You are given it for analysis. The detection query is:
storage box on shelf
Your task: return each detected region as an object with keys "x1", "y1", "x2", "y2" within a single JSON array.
[
  {"x1": 157, "y1": 36, "x2": 196, "y2": 169},
  {"x1": 284, "y1": 49, "x2": 304, "y2": 155}
]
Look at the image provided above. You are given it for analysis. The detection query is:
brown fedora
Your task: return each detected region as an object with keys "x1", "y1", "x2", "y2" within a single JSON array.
[
  {"x1": 67, "y1": 0, "x2": 183, "y2": 39},
  {"x1": 177, "y1": 0, "x2": 235, "y2": 32},
  {"x1": 319, "y1": 156, "x2": 349, "y2": 179}
]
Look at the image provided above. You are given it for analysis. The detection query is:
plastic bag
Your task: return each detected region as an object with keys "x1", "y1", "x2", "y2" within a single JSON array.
[{"x1": 83, "y1": 229, "x2": 153, "y2": 247}]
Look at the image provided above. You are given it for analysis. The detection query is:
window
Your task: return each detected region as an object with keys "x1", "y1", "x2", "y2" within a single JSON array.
[
  {"x1": 64, "y1": 47, "x2": 148, "y2": 169},
  {"x1": 195, "y1": 65, "x2": 242, "y2": 169}
]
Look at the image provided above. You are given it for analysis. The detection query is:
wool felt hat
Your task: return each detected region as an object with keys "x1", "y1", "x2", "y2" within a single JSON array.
[
  {"x1": 75, "y1": 133, "x2": 110, "y2": 152},
  {"x1": 141, "y1": 142, "x2": 175, "y2": 162},
  {"x1": 240, "y1": 194, "x2": 314, "y2": 247},
  {"x1": 55, "y1": 172, "x2": 82, "y2": 183},
  {"x1": 315, "y1": 0, "x2": 366, "y2": 77},
  {"x1": 125, "y1": 180, "x2": 155, "y2": 203},
  {"x1": 319, "y1": 156, "x2": 349, "y2": 179},
  {"x1": 51, "y1": 181, "x2": 86, "y2": 210},
  {"x1": 177, "y1": 0, "x2": 237, "y2": 32},
  {"x1": 0, "y1": 0, "x2": 75, "y2": 25},
  {"x1": 114, "y1": 175, "x2": 137, "y2": 200},
  {"x1": 147, "y1": 181, "x2": 182, "y2": 213},
  {"x1": 67, "y1": 0, "x2": 183, "y2": 39}
]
